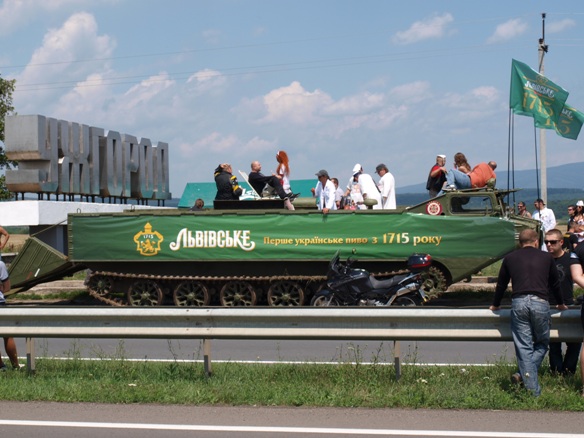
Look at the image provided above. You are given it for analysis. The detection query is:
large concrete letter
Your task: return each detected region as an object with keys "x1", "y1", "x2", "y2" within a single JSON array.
[{"x1": 5, "y1": 115, "x2": 59, "y2": 193}]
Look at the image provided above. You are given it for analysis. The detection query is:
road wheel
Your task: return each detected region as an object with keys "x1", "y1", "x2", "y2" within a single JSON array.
[
  {"x1": 267, "y1": 281, "x2": 304, "y2": 306},
  {"x1": 220, "y1": 281, "x2": 256, "y2": 306},
  {"x1": 421, "y1": 266, "x2": 448, "y2": 298},
  {"x1": 87, "y1": 274, "x2": 113, "y2": 297},
  {"x1": 127, "y1": 280, "x2": 163, "y2": 306},
  {"x1": 173, "y1": 281, "x2": 210, "y2": 307}
]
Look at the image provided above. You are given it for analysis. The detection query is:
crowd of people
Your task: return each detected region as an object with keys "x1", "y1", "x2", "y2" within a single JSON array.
[{"x1": 212, "y1": 150, "x2": 396, "y2": 212}]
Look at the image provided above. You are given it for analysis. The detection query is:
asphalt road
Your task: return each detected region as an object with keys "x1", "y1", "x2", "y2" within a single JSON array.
[{"x1": 1, "y1": 402, "x2": 584, "y2": 438}]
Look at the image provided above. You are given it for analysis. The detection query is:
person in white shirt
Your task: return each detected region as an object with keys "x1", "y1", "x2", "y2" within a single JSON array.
[
  {"x1": 375, "y1": 163, "x2": 396, "y2": 209},
  {"x1": 532, "y1": 198, "x2": 556, "y2": 232},
  {"x1": 311, "y1": 169, "x2": 337, "y2": 214},
  {"x1": 331, "y1": 178, "x2": 344, "y2": 209},
  {"x1": 532, "y1": 198, "x2": 556, "y2": 251},
  {"x1": 344, "y1": 164, "x2": 382, "y2": 210}
]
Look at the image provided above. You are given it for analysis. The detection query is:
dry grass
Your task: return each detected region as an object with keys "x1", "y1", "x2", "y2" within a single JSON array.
[{"x1": 4, "y1": 234, "x2": 28, "y2": 253}]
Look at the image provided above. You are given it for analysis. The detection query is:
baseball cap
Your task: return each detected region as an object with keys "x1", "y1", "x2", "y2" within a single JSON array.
[
  {"x1": 577, "y1": 200, "x2": 584, "y2": 207},
  {"x1": 315, "y1": 169, "x2": 329, "y2": 178},
  {"x1": 437, "y1": 154, "x2": 446, "y2": 159},
  {"x1": 352, "y1": 163, "x2": 361, "y2": 175}
]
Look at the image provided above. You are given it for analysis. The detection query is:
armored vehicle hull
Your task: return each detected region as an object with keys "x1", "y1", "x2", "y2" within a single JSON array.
[{"x1": 8, "y1": 188, "x2": 539, "y2": 306}]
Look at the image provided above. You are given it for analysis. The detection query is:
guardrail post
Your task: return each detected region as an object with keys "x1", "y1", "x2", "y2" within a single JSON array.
[
  {"x1": 26, "y1": 337, "x2": 35, "y2": 374},
  {"x1": 394, "y1": 340, "x2": 401, "y2": 381},
  {"x1": 203, "y1": 338, "x2": 212, "y2": 377}
]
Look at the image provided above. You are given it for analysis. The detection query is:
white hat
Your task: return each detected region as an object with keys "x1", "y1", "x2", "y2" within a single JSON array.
[
  {"x1": 437, "y1": 154, "x2": 446, "y2": 159},
  {"x1": 352, "y1": 163, "x2": 361, "y2": 174},
  {"x1": 577, "y1": 200, "x2": 584, "y2": 207}
]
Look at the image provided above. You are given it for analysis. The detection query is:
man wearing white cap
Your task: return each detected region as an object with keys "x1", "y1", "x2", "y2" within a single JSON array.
[
  {"x1": 426, "y1": 154, "x2": 447, "y2": 198},
  {"x1": 344, "y1": 164, "x2": 382, "y2": 210}
]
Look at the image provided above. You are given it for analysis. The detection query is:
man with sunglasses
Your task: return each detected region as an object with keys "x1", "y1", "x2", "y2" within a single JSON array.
[{"x1": 544, "y1": 230, "x2": 581, "y2": 375}]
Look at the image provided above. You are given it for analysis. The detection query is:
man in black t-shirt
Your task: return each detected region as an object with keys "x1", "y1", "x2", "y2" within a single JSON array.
[
  {"x1": 490, "y1": 229, "x2": 567, "y2": 396},
  {"x1": 544, "y1": 230, "x2": 581, "y2": 375}
]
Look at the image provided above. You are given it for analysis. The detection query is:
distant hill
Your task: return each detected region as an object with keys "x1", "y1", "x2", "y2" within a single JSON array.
[{"x1": 398, "y1": 162, "x2": 584, "y2": 194}]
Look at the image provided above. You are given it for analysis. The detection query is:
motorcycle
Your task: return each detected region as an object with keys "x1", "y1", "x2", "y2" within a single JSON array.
[{"x1": 310, "y1": 250, "x2": 432, "y2": 306}]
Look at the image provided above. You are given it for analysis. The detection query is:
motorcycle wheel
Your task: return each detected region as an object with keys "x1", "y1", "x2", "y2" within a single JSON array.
[
  {"x1": 392, "y1": 295, "x2": 422, "y2": 307},
  {"x1": 310, "y1": 292, "x2": 340, "y2": 306}
]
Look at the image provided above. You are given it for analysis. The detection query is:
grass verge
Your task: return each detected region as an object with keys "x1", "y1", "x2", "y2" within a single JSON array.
[{"x1": 1, "y1": 354, "x2": 583, "y2": 410}]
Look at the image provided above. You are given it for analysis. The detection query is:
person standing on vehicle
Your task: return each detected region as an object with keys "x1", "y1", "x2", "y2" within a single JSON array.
[
  {"x1": 532, "y1": 198, "x2": 556, "y2": 233},
  {"x1": 344, "y1": 164, "x2": 382, "y2": 209},
  {"x1": 214, "y1": 163, "x2": 242, "y2": 201},
  {"x1": 489, "y1": 229, "x2": 567, "y2": 397},
  {"x1": 311, "y1": 170, "x2": 337, "y2": 214},
  {"x1": 544, "y1": 229, "x2": 581, "y2": 375},
  {"x1": 426, "y1": 154, "x2": 447, "y2": 198},
  {"x1": 517, "y1": 202, "x2": 532, "y2": 218},
  {"x1": 330, "y1": 178, "x2": 344, "y2": 209},
  {"x1": 0, "y1": 261, "x2": 22, "y2": 371},
  {"x1": 375, "y1": 163, "x2": 396, "y2": 209}
]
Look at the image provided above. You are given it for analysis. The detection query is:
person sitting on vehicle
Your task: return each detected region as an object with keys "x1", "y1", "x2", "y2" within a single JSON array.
[
  {"x1": 248, "y1": 161, "x2": 297, "y2": 210},
  {"x1": 444, "y1": 161, "x2": 496, "y2": 191},
  {"x1": 214, "y1": 163, "x2": 242, "y2": 200}
]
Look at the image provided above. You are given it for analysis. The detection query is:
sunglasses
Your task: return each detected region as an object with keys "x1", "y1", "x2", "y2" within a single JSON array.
[{"x1": 544, "y1": 240, "x2": 559, "y2": 245}]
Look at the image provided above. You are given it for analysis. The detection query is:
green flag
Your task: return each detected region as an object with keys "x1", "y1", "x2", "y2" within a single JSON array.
[
  {"x1": 510, "y1": 59, "x2": 569, "y2": 127},
  {"x1": 536, "y1": 104, "x2": 584, "y2": 140}
]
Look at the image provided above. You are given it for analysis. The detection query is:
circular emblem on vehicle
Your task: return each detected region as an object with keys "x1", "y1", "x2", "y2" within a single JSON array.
[{"x1": 426, "y1": 200, "x2": 443, "y2": 216}]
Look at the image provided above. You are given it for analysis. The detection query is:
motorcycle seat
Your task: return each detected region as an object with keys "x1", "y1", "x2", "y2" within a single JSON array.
[{"x1": 368, "y1": 274, "x2": 408, "y2": 289}]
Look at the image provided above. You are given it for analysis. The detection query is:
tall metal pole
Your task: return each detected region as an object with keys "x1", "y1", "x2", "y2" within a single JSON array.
[{"x1": 538, "y1": 13, "x2": 548, "y2": 203}]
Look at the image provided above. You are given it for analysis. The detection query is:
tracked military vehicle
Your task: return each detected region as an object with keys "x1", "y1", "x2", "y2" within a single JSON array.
[{"x1": 7, "y1": 187, "x2": 539, "y2": 307}]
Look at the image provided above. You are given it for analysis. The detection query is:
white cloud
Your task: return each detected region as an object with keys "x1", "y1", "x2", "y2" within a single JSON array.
[
  {"x1": 15, "y1": 12, "x2": 116, "y2": 112},
  {"x1": 390, "y1": 81, "x2": 431, "y2": 102},
  {"x1": 392, "y1": 13, "x2": 454, "y2": 45},
  {"x1": 187, "y1": 69, "x2": 227, "y2": 93},
  {"x1": 486, "y1": 18, "x2": 528, "y2": 44},
  {"x1": 259, "y1": 81, "x2": 333, "y2": 124},
  {"x1": 0, "y1": 0, "x2": 97, "y2": 36},
  {"x1": 325, "y1": 92, "x2": 385, "y2": 115},
  {"x1": 193, "y1": 132, "x2": 239, "y2": 153},
  {"x1": 547, "y1": 19, "x2": 576, "y2": 34}
]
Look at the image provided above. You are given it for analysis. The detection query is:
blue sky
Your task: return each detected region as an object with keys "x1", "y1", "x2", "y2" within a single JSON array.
[{"x1": 1, "y1": 0, "x2": 583, "y2": 197}]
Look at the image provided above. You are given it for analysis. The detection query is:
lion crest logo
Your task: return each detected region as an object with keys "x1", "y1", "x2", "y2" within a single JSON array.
[{"x1": 133, "y1": 222, "x2": 164, "y2": 256}]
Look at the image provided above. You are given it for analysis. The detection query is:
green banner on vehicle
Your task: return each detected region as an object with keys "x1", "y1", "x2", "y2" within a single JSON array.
[{"x1": 69, "y1": 212, "x2": 516, "y2": 262}]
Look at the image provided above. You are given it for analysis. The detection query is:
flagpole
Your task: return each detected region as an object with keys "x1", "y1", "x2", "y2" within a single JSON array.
[{"x1": 538, "y1": 13, "x2": 548, "y2": 203}]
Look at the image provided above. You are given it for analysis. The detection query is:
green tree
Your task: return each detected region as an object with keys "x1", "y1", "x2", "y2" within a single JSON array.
[{"x1": 0, "y1": 74, "x2": 17, "y2": 199}]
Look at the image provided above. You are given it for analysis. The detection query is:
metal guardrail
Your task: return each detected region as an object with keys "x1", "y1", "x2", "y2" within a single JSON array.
[{"x1": 0, "y1": 307, "x2": 582, "y2": 375}]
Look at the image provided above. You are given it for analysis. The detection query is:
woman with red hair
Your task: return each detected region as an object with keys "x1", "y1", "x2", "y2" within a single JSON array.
[{"x1": 276, "y1": 150, "x2": 292, "y2": 195}]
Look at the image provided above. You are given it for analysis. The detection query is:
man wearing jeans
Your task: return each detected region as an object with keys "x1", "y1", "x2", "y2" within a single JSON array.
[
  {"x1": 489, "y1": 229, "x2": 567, "y2": 396},
  {"x1": 444, "y1": 161, "x2": 497, "y2": 191}
]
